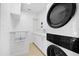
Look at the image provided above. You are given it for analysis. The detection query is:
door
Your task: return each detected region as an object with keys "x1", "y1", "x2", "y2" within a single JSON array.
[{"x1": 47, "y1": 3, "x2": 76, "y2": 28}]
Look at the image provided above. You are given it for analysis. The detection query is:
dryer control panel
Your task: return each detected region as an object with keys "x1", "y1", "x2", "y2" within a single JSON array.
[{"x1": 47, "y1": 33, "x2": 79, "y2": 54}]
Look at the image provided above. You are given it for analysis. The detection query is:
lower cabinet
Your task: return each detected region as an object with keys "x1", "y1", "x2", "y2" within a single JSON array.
[
  {"x1": 10, "y1": 31, "x2": 30, "y2": 56},
  {"x1": 10, "y1": 31, "x2": 46, "y2": 56}
]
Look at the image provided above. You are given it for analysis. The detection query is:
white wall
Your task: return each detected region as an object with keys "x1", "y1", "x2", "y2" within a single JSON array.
[
  {"x1": 0, "y1": 3, "x2": 11, "y2": 55},
  {"x1": 33, "y1": 8, "x2": 47, "y2": 33},
  {"x1": 0, "y1": 3, "x2": 21, "y2": 56},
  {"x1": 16, "y1": 12, "x2": 33, "y2": 32},
  {"x1": 0, "y1": 3, "x2": 34, "y2": 55},
  {"x1": 0, "y1": 4, "x2": 1, "y2": 53}
]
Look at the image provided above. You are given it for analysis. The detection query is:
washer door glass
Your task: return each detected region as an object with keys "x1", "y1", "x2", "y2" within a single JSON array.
[
  {"x1": 47, "y1": 45, "x2": 67, "y2": 56},
  {"x1": 47, "y1": 3, "x2": 76, "y2": 28}
]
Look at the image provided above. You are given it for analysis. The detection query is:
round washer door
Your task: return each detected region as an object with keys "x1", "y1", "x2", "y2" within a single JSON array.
[
  {"x1": 47, "y1": 3, "x2": 76, "y2": 28},
  {"x1": 47, "y1": 45, "x2": 67, "y2": 56}
]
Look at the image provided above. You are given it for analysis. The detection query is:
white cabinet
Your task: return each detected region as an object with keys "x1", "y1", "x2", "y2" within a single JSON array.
[
  {"x1": 10, "y1": 31, "x2": 29, "y2": 56},
  {"x1": 33, "y1": 33, "x2": 46, "y2": 43},
  {"x1": 33, "y1": 33, "x2": 46, "y2": 55},
  {"x1": 10, "y1": 3, "x2": 21, "y2": 14},
  {"x1": 10, "y1": 13, "x2": 20, "y2": 29}
]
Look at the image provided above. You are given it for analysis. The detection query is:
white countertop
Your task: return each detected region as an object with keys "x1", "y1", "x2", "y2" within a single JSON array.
[{"x1": 32, "y1": 31, "x2": 46, "y2": 37}]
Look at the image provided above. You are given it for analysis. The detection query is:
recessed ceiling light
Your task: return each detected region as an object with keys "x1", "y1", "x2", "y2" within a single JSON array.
[{"x1": 27, "y1": 3, "x2": 31, "y2": 4}]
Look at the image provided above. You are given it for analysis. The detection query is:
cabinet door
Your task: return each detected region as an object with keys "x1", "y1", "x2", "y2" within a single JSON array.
[
  {"x1": 10, "y1": 32, "x2": 29, "y2": 56},
  {"x1": 10, "y1": 13, "x2": 20, "y2": 29},
  {"x1": 10, "y1": 3, "x2": 21, "y2": 14}
]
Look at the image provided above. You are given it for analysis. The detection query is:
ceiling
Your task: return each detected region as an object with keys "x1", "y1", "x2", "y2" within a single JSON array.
[{"x1": 21, "y1": 3, "x2": 48, "y2": 15}]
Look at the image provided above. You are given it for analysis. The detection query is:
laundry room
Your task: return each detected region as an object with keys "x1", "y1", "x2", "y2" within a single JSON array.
[
  {"x1": 0, "y1": 3, "x2": 48, "y2": 56},
  {"x1": 0, "y1": 3, "x2": 79, "y2": 56}
]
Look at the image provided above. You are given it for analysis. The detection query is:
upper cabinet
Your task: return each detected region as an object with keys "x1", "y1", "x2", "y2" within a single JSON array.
[
  {"x1": 10, "y1": 13, "x2": 20, "y2": 29},
  {"x1": 9, "y1": 3, "x2": 21, "y2": 14},
  {"x1": 12, "y1": 3, "x2": 21, "y2": 14}
]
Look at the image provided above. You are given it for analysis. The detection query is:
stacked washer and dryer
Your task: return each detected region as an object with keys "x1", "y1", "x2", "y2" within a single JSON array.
[{"x1": 44, "y1": 3, "x2": 79, "y2": 56}]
